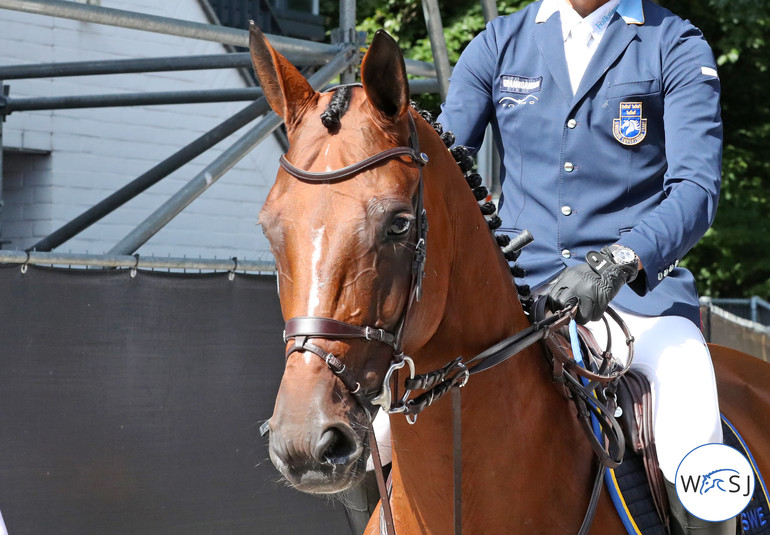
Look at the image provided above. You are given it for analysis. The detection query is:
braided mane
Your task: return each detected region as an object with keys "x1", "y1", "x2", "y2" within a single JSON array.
[{"x1": 410, "y1": 102, "x2": 531, "y2": 301}]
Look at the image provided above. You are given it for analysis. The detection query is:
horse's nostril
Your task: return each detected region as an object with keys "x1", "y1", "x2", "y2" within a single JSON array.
[{"x1": 314, "y1": 425, "x2": 359, "y2": 465}]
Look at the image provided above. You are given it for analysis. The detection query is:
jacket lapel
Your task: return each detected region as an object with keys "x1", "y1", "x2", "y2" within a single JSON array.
[
  {"x1": 572, "y1": 13, "x2": 638, "y2": 104},
  {"x1": 534, "y1": 12, "x2": 573, "y2": 102}
]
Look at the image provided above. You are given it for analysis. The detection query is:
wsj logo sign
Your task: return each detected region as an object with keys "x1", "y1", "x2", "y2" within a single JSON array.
[
  {"x1": 679, "y1": 468, "x2": 751, "y2": 496},
  {"x1": 676, "y1": 444, "x2": 755, "y2": 522}
]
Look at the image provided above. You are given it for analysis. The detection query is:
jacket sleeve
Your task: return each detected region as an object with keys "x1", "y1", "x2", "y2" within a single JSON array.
[
  {"x1": 618, "y1": 20, "x2": 722, "y2": 295},
  {"x1": 436, "y1": 23, "x2": 499, "y2": 154}
]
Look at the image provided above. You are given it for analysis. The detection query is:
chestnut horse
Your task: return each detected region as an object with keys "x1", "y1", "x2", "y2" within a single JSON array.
[{"x1": 249, "y1": 24, "x2": 770, "y2": 534}]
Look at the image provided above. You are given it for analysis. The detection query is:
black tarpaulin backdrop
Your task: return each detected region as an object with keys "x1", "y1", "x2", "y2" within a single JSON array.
[{"x1": 0, "y1": 265, "x2": 350, "y2": 534}]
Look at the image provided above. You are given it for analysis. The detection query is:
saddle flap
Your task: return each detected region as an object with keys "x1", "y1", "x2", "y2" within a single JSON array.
[{"x1": 616, "y1": 370, "x2": 669, "y2": 531}]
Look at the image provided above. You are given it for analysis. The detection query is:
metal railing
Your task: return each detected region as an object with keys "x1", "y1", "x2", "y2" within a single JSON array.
[
  {"x1": 0, "y1": 249, "x2": 275, "y2": 273},
  {"x1": 704, "y1": 296, "x2": 770, "y2": 327}
]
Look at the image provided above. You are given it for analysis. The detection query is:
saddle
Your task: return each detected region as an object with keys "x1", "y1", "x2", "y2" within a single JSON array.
[{"x1": 531, "y1": 298, "x2": 670, "y2": 533}]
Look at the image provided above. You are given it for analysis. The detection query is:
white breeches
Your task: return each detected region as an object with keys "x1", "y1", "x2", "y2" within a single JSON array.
[
  {"x1": 367, "y1": 409, "x2": 393, "y2": 470},
  {"x1": 583, "y1": 309, "x2": 723, "y2": 480}
]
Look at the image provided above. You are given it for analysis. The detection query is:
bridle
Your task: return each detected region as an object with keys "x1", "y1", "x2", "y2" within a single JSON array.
[{"x1": 278, "y1": 111, "x2": 429, "y2": 423}]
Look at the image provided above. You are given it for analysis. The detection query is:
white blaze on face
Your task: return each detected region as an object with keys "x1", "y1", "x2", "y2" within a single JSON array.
[
  {"x1": 304, "y1": 227, "x2": 327, "y2": 366},
  {"x1": 308, "y1": 226, "x2": 325, "y2": 316},
  {"x1": 323, "y1": 144, "x2": 333, "y2": 172}
]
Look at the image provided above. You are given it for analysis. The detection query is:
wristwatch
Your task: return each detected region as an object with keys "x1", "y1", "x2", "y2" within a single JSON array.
[
  {"x1": 607, "y1": 245, "x2": 638, "y2": 268},
  {"x1": 586, "y1": 245, "x2": 639, "y2": 281}
]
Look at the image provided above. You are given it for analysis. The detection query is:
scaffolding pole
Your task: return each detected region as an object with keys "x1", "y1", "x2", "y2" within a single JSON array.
[
  {"x1": 480, "y1": 0, "x2": 502, "y2": 202},
  {"x1": 408, "y1": 78, "x2": 440, "y2": 95},
  {"x1": 421, "y1": 0, "x2": 452, "y2": 100},
  {"x1": 108, "y1": 47, "x2": 358, "y2": 256},
  {"x1": 4, "y1": 77, "x2": 442, "y2": 115},
  {"x1": 405, "y1": 58, "x2": 441, "y2": 78},
  {"x1": 0, "y1": 0, "x2": 337, "y2": 57},
  {"x1": 480, "y1": 0, "x2": 499, "y2": 23},
  {"x1": 0, "y1": 52, "x2": 329, "y2": 81},
  {"x1": 338, "y1": 0, "x2": 357, "y2": 84},
  {"x1": 4, "y1": 87, "x2": 265, "y2": 113},
  {"x1": 0, "y1": 81, "x2": 4, "y2": 246}
]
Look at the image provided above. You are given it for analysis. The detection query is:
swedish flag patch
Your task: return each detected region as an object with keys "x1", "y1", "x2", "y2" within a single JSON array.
[{"x1": 613, "y1": 102, "x2": 647, "y2": 146}]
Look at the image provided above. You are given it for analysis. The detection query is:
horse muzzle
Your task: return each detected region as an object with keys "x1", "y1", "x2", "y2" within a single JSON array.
[
  {"x1": 266, "y1": 418, "x2": 367, "y2": 494},
  {"x1": 266, "y1": 317, "x2": 406, "y2": 493}
]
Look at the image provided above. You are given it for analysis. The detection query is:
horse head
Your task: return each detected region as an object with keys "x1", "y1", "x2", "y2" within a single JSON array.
[{"x1": 250, "y1": 24, "x2": 453, "y2": 494}]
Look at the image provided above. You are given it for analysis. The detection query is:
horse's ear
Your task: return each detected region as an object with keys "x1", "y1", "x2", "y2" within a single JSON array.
[
  {"x1": 249, "y1": 22, "x2": 316, "y2": 128},
  {"x1": 361, "y1": 30, "x2": 410, "y2": 120}
]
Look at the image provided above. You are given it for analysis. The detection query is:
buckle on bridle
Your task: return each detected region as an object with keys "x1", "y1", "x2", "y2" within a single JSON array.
[
  {"x1": 365, "y1": 326, "x2": 385, "y2": 342},
  {"x1": 371, "y1": 355, "x2": 416, "y2": 413},
  {"x1": 456, "y1": 362, "x2": 470, "y2": 388}
]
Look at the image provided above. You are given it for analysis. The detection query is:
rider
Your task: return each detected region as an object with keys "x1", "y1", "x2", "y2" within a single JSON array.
[{"x1": 437, "y1": 0, "x2": 730, "y2": 533}]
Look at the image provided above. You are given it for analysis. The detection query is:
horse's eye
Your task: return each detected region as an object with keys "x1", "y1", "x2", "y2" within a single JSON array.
[{"x1": 388, "y1": 216, "x2": 412, "y2": 238}]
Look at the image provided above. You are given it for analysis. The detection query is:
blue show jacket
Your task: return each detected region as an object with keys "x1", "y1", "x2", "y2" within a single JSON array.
[{"x1": 437, "y1": 0, "x2": 722, "y2": 326}]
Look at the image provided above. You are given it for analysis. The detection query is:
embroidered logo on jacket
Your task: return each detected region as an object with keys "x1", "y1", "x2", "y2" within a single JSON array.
[
  {"x1": 500, "y1": 75, "x2": 542, "y2": 94},
  {"x1": 499, "y1": 95, "x2": 539, "y2": 109},
  {"x1": 613, "y1": 102, "x2": 647, "y2": 145}
]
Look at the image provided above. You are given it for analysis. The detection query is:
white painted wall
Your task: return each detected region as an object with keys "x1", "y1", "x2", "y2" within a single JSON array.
[{"x1": 0, "y1": 0, "x2": 280, "y2": 261}]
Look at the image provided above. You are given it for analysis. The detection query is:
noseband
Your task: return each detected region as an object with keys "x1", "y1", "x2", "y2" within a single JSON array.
[{"x1": 279, "y1": 112, "x2": 429, "y2": 421}]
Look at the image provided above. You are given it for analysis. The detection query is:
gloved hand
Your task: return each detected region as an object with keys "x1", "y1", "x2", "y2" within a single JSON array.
[{"x1": 546, "y1": 246, "x2": 639, "y2": 324}]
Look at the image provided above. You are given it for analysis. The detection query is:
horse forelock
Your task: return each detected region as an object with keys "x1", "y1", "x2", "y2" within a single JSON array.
[{"x1": 320, "y1": 85, "x2": 354, "y2": 132}]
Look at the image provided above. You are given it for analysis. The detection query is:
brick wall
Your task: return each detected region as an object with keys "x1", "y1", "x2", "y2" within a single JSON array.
[{"x1": 1, "y1": 0, "x2": 279, "y2": 261}]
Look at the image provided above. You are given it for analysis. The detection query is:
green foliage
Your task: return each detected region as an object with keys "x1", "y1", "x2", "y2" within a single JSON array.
[
  {"x1": 319, "y1": 0, "x2": 769, "y2": 299},
  {"x1": 320, "y1": 0, "x2": 535, "y2": 112},
  {"x1": 662, "y1": 0, "x2": 770, "y2": 298},
  {"x1": 406, "y1": 1, "x2": 534, "y2": 112}
]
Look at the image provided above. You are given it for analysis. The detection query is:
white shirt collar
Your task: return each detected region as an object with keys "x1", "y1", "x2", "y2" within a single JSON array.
[{"x1": 536, "y1": 0, "x2": 644, "y2": 28}]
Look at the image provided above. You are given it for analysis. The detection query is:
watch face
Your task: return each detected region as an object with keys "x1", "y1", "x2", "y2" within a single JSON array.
[{"x1": 613, "y1": 247, "x2": 636, "y2": 265}]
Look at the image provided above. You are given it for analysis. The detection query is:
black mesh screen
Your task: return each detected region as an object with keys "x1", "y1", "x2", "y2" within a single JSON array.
[{"x1": 0, "y1": 265, "x2": 350, "y2": 534}]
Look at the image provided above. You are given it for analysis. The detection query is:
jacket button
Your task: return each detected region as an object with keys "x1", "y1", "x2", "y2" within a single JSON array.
[
  {"x1": 657, "y1": 272, "x2": 664, "y2": 281},
  {"x1": 564, "y1": 162, "x2": 574, "y2": 172},
  {"x1": 561, "y1": 206, "x2": 572, "y2": 216},
  {"x1": 567, "y1": 118, "x2": 577, "y2": 129},
  {"x1": 561, "y1": 249, "x2": 572, "y2": 259}
]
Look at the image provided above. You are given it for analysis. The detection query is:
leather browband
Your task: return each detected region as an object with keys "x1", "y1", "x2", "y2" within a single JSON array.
[{"x1": 279, "y1": 147, "x2": 427, "y2": 182}]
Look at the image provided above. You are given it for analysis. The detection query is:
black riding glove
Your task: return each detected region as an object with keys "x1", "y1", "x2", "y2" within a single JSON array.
[{"x1": 546, "y1": 246, "x2": 639, "y2": 325}]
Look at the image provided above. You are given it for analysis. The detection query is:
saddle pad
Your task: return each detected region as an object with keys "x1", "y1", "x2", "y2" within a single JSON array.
[
  {"x1": 606, "y1": 415, "x2": 770, "y2": 534},
  {"x1": 722, "y1": 415, "x2": 770, "y2": 534},
  {"x1": 605, "y1": 450, "x2": 667, "y2": 535}
]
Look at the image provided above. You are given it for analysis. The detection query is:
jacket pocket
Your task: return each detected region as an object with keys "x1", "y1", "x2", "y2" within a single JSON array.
[{"x1": 607, "y1": 79, "x2": 661, "y2": 99}]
